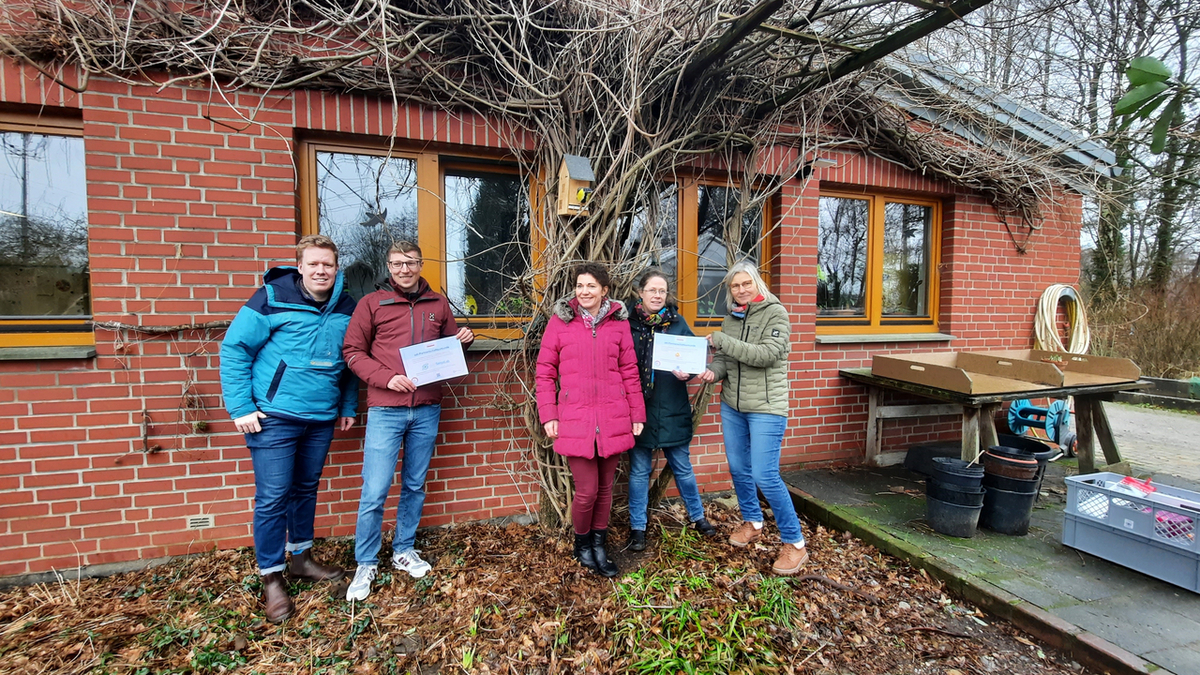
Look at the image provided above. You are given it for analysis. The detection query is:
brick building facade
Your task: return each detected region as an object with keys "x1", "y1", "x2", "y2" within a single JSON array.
[{"x1": 0, "y1": 57, "x2": 1086, "y2": 578}]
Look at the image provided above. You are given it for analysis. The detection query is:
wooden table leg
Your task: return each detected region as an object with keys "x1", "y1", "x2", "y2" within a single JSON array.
[
  {"x1": 980, "y1": 403, "x2": 1001, "y2": 459},
  {"x1": 1075, "y1": 397, "x2": 1096, "y2": 475},
  {"x1": 1089, "y1": 398, "x2": 1124, "y2": 466},
  {"x1": 865, "y1": 387, "x2": 882, "y2": 465},
  {"x1": 962, "y1": 406, "x2": 980, "y2": 461}
]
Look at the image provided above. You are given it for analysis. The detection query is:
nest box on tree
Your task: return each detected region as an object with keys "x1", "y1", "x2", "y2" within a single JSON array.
[{"x1": 557, "y1": 154, "x2": 595, "y2": 216}]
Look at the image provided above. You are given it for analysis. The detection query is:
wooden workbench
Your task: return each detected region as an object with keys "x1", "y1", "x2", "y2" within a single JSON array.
[{"x1": 839, "y1": 368, "x2": 1152, "y2": 474}]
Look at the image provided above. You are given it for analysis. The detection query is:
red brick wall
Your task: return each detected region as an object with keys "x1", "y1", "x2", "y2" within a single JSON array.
[{"x1": 0, "y1": 60, "x2": 1083, "y2": 577}]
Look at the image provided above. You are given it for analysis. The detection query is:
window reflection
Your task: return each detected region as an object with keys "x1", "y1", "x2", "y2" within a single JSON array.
[
  {"x1": 0, "y1": 132, "x2": 89, "y2": 318},
  {"x1": 445, "y1": 169, "x2": 530, "y2": 317},
  {"x1": 315, "y1": 151, "x2": 418, "y2": 299},
  {"x1": 697, "y1": 185, "x2": 761, "y2": 316},
  {"x1": 622, "y1": 184, "x2": 678, "y2": 285},
  {"x1": 882, "y1": 202, "x2": 931, "y2": 316},
  {"x1": 817, "y1": 197, "x2": 868, "y2": 316}
]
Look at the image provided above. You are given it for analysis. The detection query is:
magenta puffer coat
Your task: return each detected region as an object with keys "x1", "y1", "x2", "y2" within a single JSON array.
[{"x1": 536, "y1": 298, "x2": 647, "y2": 459}]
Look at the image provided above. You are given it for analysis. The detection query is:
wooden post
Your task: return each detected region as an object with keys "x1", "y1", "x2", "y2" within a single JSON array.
[
  {"x1": 980, "y1": 402, "x2": 1001, "y2": 456},
  {"x1": 1090, "y1": 399, "x2": 1124, "y2": 466},
  {"x1": 1075, "y1": 397, "x2": 1096, "y2": 475},
  {"x1": 865, "y1": 386, "x2": 882, "y2": 465},
  {"x1": 962, "y1": 406, "x2": 980, "y2": 461}
]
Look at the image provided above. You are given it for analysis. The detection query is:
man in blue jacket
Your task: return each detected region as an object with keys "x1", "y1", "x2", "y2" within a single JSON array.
[{"x1": 220, "y1": 234, "x2": 358, "y2": 624}]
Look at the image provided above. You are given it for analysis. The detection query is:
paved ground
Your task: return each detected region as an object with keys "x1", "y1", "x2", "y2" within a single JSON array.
[
  {"x1": 782, "y1": 400, "x2": 1200, "y2": 675},
  {"x1": 1105, "y1": 401, "x2": 1200, "y2": 485}
]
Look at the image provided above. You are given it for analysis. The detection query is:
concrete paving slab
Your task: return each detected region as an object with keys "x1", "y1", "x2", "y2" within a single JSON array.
[
  {"x1": 1143, "y1": 641, "x2": 1200, "y2": 675},
  {"x1": 784, "y1": 458, "x2": 1197, "y2": 675},
  {"x1": 985, "y1": 572, "x2": 1079, "y2": 610},
  {"x1": 1053, "y1": 594, "x2": 1200, "y2": 653}
]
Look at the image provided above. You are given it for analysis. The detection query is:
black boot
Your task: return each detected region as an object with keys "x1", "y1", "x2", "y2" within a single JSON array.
[
  {"x1": 692, "y1": 518, "x2": 717, "y2": 537},
  {"x1": 573, "y1": 533, "x2": 597, "y2": 571},
  {"x1": 590, "y1": 529, "x2": 619, "y2": 578},
  {"x1": 629, "y1": 529, "x2": 646, "y2": 552}
]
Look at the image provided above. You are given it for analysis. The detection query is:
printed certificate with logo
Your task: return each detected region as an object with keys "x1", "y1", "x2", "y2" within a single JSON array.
[
  {"x1": 651, "y1": 333, "x2": 708, "y2": 374},
  {"x1": 399, "y1": 336, "x2": 469, "y2": 386}
]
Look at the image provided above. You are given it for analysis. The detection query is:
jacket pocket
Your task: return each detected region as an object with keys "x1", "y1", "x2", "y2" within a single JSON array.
[{"x1": 265, "y1": 361, "x2": 288, "y2": 402}]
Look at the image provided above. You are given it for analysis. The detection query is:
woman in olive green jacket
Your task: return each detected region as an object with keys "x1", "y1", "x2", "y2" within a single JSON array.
[{"x1": 701, "y1": 261, "x2": 808, "y2": 576}]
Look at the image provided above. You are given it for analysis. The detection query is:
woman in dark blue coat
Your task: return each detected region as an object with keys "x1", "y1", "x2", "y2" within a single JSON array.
[{"x1": 626, "y1": 269, "x2": 716, "y2": 550}]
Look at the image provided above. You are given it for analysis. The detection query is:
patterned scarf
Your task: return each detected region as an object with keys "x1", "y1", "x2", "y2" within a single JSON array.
[
  {"x1": 578, "y1": 297, "x2": 612, "y2": 331},
  {"x1": 631, "y1": 299, "x2": 677, "y2": 394},
  {"x1": 731, "y1": 293, "x2": 765, "y2": 319}
]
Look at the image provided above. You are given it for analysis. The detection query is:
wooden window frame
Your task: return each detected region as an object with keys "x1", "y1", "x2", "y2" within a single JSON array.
[
  {"x1": 299, "y1": 140, "x2": 774, "y2": 339},
  {"x1": 298, "y1": 138, "x2": 535, "y2": 339},
  {"x1": 816, "y1": 189, "x2": 942, "y2": 336},
  {"x1": 0, "y1": 113, "x2": 92, "y2": 348},
  {"x1": 674, "y1": 176, "x2": 774, "y2": 334}
]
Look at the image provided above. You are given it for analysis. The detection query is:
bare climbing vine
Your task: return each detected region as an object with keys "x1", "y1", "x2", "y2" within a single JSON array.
[{"x1": 1, "y1": 0, "x2": 1091, "y2": 524}]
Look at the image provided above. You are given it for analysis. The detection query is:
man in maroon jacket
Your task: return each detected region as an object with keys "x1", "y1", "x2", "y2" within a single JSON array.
[{"x1": 343, "y1": 241, "x2": 474, "y2": 601}]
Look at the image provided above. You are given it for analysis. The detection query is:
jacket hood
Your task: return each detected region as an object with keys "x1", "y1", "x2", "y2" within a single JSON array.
[
  {"x1": 553, "y1": 297, "x2": 629, "y2": 324},
  {"x1": 262, "y1": 265, "x2": 347, "y2": 311}
]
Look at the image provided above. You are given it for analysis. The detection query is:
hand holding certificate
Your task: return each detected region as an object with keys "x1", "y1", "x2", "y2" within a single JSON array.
[
  {"x1": 399, "y1": 336, "x2": 469, "y2": 386},
  {"x1": 651, "y1": 333, "x2": 708, "y2": 374}
]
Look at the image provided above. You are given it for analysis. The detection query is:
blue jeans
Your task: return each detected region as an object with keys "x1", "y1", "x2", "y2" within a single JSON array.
[
  {"x1": 720, "y1": 403, "x2": 804, "y2": 546},
  {"x1": 246, "y1": 415, "x2": 336, "y2": 574},
  {"x1": 628, "y1": 442, "x2": 706, "y2": 531},
  {"x1": 354, "y1": 405, "x2": 441, "y2": 565}
]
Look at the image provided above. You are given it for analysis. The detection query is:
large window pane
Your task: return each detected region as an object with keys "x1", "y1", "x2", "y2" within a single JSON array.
[
  {"x1": 0, "y1": 132, "x2": 89, "y2": 318},
  {"x1": 445, "y1": 169, "x2": 530, "y2": 317},
  {"x1": 817, "y1": 196, "x2": 868, "y2": 316},
  {"x1": 882, "y1": 202, "x2": 932, "y2": 316},
  {"x1": 315, "y1": 151, "x2": 417, "y2": 299},
  {"x1": 622, "y1": 184, "x2": 678, "y2": 285},
  {"x1": 696, "y1": 185, "x2": 762, "y2": 316}
]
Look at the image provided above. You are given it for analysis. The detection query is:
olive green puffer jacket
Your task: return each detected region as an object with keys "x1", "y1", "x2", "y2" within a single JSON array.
[{"x1": 708, "y1": 295, "x2": 791, "y2": 416}]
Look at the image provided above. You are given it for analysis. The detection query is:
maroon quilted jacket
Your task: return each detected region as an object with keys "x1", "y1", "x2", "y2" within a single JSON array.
[
  {"x1": 343, "y1": 277, "x2": 470, "y2": 408},
  {"x1": 535, "y1": 298, "x2": 646, "y2": 458}
]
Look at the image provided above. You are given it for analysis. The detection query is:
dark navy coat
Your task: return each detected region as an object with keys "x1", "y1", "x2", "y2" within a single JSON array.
[{"x1": 629, "y1": 307, "x2": 696, "y2": 451}]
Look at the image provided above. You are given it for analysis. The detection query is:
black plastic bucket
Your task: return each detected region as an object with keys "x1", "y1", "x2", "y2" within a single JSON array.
[
  {"x1": 926, "y1": 496, "x2": 982, "y2": 538},
  {"x1": 926, "y1": 479, "x2": 986, "y2": 507},
  {"x1": 980, "y1": 485, "x2": 1038, "y2": 536},
  {"x1": 982, "y1": 449, "x2": 1040, "y2": 480},
  {"x1": 998, "y1": 434, "x2": 1059, "y2": 499},
  {"x1": 930, "y1": 457, "x2": 984, "y2": 487},
  {"x1": 982, "y1": 472, "x2": 1040, "y2": 493}
]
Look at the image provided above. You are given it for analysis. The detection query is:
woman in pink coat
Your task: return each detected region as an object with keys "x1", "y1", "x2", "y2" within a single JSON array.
[{"x1": 536, "y1": 262, "x2": 646, "y2": 577}]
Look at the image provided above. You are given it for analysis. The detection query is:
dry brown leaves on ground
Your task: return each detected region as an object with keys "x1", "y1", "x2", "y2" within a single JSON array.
[{"x1": 0, "y1": 503, "x2": 1088, "y2": 675}]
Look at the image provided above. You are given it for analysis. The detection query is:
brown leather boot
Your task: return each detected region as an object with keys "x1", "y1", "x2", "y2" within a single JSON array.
[
  {"x1": 287, "y1": 548, "x2": 344, "y2": 582},
  {"x1": 262, "y1": 572, "x2": 294, "y2": 624}
]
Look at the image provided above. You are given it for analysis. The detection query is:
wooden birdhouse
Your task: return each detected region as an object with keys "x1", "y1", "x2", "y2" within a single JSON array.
[{"x1": 557, "y1": 154, "x2": 595, "y2": 216}]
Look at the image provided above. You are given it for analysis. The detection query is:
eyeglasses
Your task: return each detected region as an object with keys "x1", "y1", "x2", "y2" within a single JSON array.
[
  {"x1": 387, "y1": 260, "x2": 422, "y2": 270},
  {"x1": 643, "y1": 289, "x2": 668, "y2": 296}
]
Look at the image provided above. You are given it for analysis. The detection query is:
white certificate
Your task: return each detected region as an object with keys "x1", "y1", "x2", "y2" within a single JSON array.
[
  {"x1": 651, "y1": 333, "x2": 708, "y2": 374},
  {"x1": 399, "y1": 336, "x2": 469, "y2": 386}
]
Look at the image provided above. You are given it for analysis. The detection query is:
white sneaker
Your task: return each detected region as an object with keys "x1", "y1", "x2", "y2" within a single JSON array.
[
  {"x1": 346, "y1": 565, "x2": 377, "y2": 601},
  {"x1": 392, "y1": 549, "x2": 432, "y2": 578}
]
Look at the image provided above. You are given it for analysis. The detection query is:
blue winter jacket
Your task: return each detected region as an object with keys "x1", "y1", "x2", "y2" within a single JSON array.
[{"x1": 220, "y1": 266, "x2": 358, "y2": 422}]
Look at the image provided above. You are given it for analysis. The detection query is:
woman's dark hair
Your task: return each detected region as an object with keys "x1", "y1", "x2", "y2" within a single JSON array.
[
  {"x1": 574, "y1": 262, "x2": 611, "y2": 290},
  {"x1": 634, "y1": 268, "x2": 677, "y2": 307}
]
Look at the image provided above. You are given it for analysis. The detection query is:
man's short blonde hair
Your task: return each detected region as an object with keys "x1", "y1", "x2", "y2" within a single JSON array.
[{"x1": 296, "y1": 234, "x2": 339, "y2": 265}]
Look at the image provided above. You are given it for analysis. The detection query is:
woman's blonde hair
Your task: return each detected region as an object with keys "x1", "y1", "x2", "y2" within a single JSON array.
[{"x1": 723, "y1": 261, "x2": 775, "y2": 310}]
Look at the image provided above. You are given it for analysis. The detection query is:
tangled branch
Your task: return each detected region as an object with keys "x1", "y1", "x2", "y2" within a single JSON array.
[{"x1": 0, "y1": 0, "x2": 1085, "y2": 524}]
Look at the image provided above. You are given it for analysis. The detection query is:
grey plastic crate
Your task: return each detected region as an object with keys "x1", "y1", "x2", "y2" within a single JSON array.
[{"x1": 1063, "y1": 472, "x2": 1200, "y2": 593}]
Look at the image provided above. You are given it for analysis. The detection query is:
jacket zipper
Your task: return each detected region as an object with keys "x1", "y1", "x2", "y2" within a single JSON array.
[
  {"x1": 592, "y1": 317, "x2": 601, "y2": 443},
  {"x1": 736, "y1": 305, "x2": 751, "y2": 411}
]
